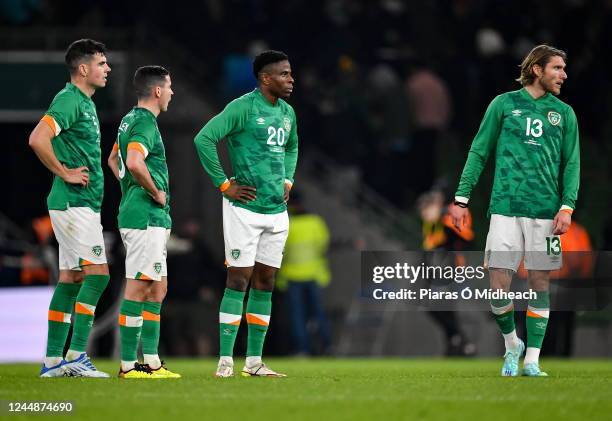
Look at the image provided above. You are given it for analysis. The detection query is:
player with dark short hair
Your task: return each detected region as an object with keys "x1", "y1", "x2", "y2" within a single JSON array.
[
  {"x1": 30, "y1": 39, "x2": 112, "y2": 378},
  {"x1": 108, "y1": 65, "x2": 179, "y2": 378},
  {"x1": 195, "y1": 50, "x2": 298, "y2": 377}
]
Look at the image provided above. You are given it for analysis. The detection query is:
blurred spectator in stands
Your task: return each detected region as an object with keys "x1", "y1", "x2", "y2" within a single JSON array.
[
  {"x1": 365, "y1": 63, "x2": 412, "y2": 206},
  {"x1": 405, "y1": 64, "x2": 451, "y2": 199},
  {"x1": 221, "y1": 40, "x2": 268, "y2": 100},
  {"x1": 277, "y1": 191, "x2": 332, "y2": 355},
  {"x1": 20, "y1": 215, "x2": 55, "y2": 285},
  {"x1": 418, "y1": 189, "x2": 476, "y2": 356}
]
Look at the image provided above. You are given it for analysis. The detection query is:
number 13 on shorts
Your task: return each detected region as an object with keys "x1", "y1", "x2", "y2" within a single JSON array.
[{"x1": 546, "y1": 235, "x2": 562, "y2": 256}]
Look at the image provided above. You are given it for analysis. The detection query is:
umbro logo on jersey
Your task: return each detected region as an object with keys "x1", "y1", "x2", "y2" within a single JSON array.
[
  {"x1": 256, "y1": 117, "x2": 265, "y2": 125},
  {"x1": 512, "y1": 109, "x2": 522, "y2": 116}
]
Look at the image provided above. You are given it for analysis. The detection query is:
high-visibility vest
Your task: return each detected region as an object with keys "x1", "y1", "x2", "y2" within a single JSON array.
[{"x1": 277, "y1": 214, "x2": 331, "y2": 288}]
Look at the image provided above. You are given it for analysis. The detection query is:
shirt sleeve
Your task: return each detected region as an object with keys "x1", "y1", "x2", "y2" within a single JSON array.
[
  {"x1": 284, "y1": 107, "x2": 299, "y2": 185},
  {"x1": 560, "y1": 106, "x2": 580, "y2": 210},
  {"x1": 193, "y1": 98, "x2": 249, "y2": 188},
  {"x1": 127, "y1": 119, "x2": 155, "y2": 159},
  {"x1": 44, "y1": 91, "x2": 80, "y2": 135},
  {"x1": 454, "y1": 95, "x2": 504, "y2": 202}
]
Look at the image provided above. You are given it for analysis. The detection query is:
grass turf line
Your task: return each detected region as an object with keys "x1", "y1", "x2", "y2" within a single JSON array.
[{"x1": 1, "y1": 358, "x2": 611, "y2": 421}]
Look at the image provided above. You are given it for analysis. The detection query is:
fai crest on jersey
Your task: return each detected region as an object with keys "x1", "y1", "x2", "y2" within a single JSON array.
[
  {"x1": 154, "y1": 262, "x2": 162, "y2": 274},
  {"x1": 231, "y1": 249, "x2": 241, "y2": 260},
  {"x1": 283, "y1": 117, "x2": 291, "y2": 132},
  {"x1": 547, "y1": 111, "x2": 561, "y2": 126},
  {"x1": 92, "y1": 245, "x2": 102, "y2": 257}
]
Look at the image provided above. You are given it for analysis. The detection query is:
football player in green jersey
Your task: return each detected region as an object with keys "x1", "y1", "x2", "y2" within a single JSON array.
[
  {"x1": 29, "y1": 39, "x2": 112, "y2": 378},
  {"x1": 107, "y1": 66, "x2": 179, "y2": 379},
  {"x1": 450, "y1": 45, "x2": 580, "y2": 377},
  {"x1": 194, "y1": 50, "x2": 298, "y2": 377}
]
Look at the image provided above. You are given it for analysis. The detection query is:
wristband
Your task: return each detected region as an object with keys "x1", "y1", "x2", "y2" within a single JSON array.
[
  {"x1": 454, "y1": 201, "x2": 468, "y2": 208},
  {"x1": 219, "y1": 180, "x2": 231, "y2": 192}
]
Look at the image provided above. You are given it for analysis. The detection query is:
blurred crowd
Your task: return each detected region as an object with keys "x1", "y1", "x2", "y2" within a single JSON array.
[{"x1": 4, "y1": 0, "x2": 611, "y2": 223}]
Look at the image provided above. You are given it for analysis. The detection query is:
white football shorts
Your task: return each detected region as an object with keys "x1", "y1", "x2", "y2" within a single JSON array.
[
  {"x1": 222, "y1": 197, "x2": 289, "y2": 268},
  {"x1": 484, "y1": 214, "x2": 562, "y2": 272},
  {"x1": 49, "y1": 207, "x2": 107, "y2": 270},
  {"x1": 120, "y1": 227, "x2": 170, "y2": 281}
]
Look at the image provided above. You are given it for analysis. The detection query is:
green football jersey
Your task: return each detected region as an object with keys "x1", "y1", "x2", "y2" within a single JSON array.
[
  {"x1": 116, "y1": 107, "x2": 171, "y2": 229},
  {"x1": 194, "y1": 88, "x2": 299, "y2": 214},
  {"x1": 455, "y1": 88, "x2": 580, "y2": 219},
  {"x1": 44, "y1": 83, "x2": 104, "y2": 212}
]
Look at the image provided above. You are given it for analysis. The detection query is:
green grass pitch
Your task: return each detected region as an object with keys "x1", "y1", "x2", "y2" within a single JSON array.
[{"x1": 1, "y1": 358, "x2": 611, "y2": 420}]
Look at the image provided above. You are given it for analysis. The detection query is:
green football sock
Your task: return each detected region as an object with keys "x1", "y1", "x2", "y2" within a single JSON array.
[
  {"x1": 219, "y1": 288, "x2": 245, "y2": 357},
  {"x1": 141, "y1": 301, "x2": 162, "y2": 356},
  {"x1": 46, "y1": 283, "x2": 81, "y2": 357},
  {"x1": 246, "y1": 288, "x2": 272, "y2": 357},
  {"x1": 68, "y1": 274, "x2": 110, "y2": 353},
  {"x1": 526, "y1": 291, "x2": 550, "y2": 349},
  {"x1": 491, "y1": 298, "x2": 515, "y2": 334},
  {"x1": 119, "y1": 299, "x2": 144, "y2": 362}
]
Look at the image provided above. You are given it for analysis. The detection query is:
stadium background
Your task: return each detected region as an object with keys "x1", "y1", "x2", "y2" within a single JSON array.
[{"x1": 1, "y1": 0, "x2": 612, "y2": 362}]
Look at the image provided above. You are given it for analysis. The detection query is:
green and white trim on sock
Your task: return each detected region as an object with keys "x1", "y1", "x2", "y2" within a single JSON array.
[
  {"x1": 491, "y1": 298, "x2": 520, "y2": 350},
  {"x1": 45, "y1": 282, "x2": 81, "y2": 366},
  {"x1": 142, "y1": 301, "x2": 162, "y2": 369},
  {"x1": 246, "y1": 288, "x2": 272, "y2": 358},
  {"x1": 525, "y1": 291, "x2": 550, "y2": 365},
  {"x1": 119, "y1": 299, "x2": 144, "y2": 371},
  {"x1": 219, "y1": 288, "x2": 245, "y2": 358},
  {"x1": 68, "y1": 274, "x2": 110, "y2": 356}
]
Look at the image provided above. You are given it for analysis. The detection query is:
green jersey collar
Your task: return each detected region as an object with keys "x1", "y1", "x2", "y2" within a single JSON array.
[
  {"x1": 254, "y1": 88, "x2": 281, "y2": 107},
  {"x1": 520, "y1": 87, "x2": 550, "y2": 102},
  {"x1": 66, "y1": 82, "x2": 91, "y2": 100},
  {"x1": 134, "y1": 106, "x2": 157, "y2": 119}
]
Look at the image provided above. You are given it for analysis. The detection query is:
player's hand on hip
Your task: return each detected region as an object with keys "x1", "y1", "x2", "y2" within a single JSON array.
[
  {"x1": 151, "y1": 190, "x2": 167, "y2": 207},
  {"x1": 62, "y1": 164, "x2": 89, "y2": 186},
  {"x1": 552, "y1": 210, "x2": 571, "y2": 235},
  {"x1": 224, "y1": 180, "x2": 257, "y2": 203},
  {"x1": 449, "y1": 204, "x2": 468, "y2": 232}
]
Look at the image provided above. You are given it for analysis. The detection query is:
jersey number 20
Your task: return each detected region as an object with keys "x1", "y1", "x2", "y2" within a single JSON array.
[{"x1": 267, "y1": 126, "x2": 286, "y2": 146}]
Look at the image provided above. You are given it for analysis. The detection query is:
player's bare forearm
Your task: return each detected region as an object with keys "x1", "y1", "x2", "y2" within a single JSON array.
[
  {"x1": 29, "y1": 121, "x2": 68, "y2": 179},
  {"x1": 29, "y1": 121, "x2": 89, "y2": 185},
  {"x1": 127, "y1": 159, "x2": 159, "y2": 196},
  {"x1": 107, "y1": 149, "x2": 120, "y2": 181}
]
